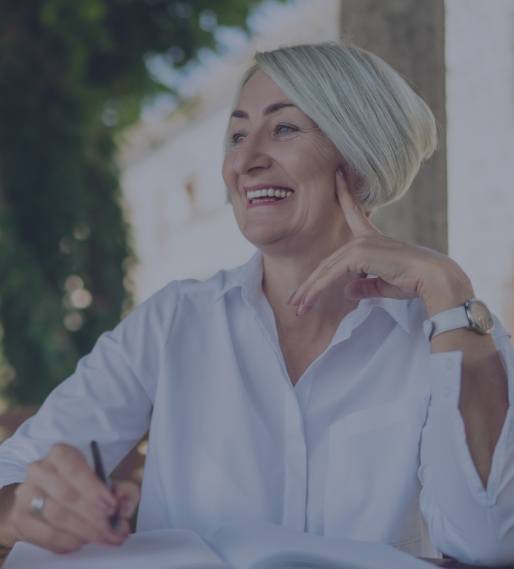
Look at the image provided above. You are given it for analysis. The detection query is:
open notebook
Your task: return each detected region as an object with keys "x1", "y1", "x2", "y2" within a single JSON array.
[{"x1": 4, "y1": 521, "x2": 434, "y2": 569}]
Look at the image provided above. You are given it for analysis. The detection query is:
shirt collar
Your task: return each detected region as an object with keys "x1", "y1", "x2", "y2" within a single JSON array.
[
  {"x1": 215, "y1": 253, "x2": 414, "y2": 335},
  {"x1": 214, "y1": 250, "x2": 263, "y2": 305}
]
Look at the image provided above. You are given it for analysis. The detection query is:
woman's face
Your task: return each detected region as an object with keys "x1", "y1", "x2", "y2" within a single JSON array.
[{"x1": 222, "y1": 69, "x2": 350, "y2": 253}]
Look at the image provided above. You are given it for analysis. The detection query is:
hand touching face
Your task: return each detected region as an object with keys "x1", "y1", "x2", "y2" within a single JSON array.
[{"x1": 288, "y1": 168, "x2": 472, "y2": 317}]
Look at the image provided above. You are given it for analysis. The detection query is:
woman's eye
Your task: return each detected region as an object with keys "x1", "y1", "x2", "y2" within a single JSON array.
[
  {"x1": 229, "y1": 124, "x2": 298, "y2": 146},
  {"x1": 230, "y1": 132, "x2": 245, "y2": 145},
  {"x1": 274, "y1": 123, "x2": 298, "y2": 135}
]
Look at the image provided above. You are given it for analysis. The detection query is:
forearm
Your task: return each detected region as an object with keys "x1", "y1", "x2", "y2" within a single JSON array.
[
  {"x1": 432, "y1": 329, "x2": 509, "y2": 487},
  {"x1": 424, "y1": 272, "x2": 510, "y2": 489},
  {"x1": 0, "y1": 484, "x2": 19, "y2": 548}
]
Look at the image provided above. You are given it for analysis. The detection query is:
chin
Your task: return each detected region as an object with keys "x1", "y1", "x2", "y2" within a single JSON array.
[{"x1": 241, "y1": 227, "x2": 288, "y2": 249}]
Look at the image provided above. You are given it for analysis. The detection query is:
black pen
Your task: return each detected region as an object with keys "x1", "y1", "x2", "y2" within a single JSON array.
[{"x1": 90, "y1": 440, "x2": 120, "y2": 529}]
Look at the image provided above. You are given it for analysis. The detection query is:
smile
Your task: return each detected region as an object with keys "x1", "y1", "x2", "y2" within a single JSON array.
[{"x1": 245, "y1": 187, "x2": 294, "y2": 207}]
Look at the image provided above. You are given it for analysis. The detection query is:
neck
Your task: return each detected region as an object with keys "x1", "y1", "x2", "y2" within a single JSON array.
[{"x1": 260, "y1": 240, "x2": 359, "y2": 331}]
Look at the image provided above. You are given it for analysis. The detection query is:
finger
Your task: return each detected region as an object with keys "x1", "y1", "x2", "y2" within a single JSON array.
[
  {"x1": 344, "y1": 277, "x2": 418, "y2": 300},
  {"x1": 294, "y1": 268, "x2": 346, "y2": 315},
  {"x1": 336, "y1": 168, "x2": 377, "y2": 237},
  {"x1": 112, "y1": 480, "x2": 140, "y2": 520},
  {"x1": 12, "y1": 487, "x2": 87, "y2": 554},
  {"x1": 47, "y1": 444, "x2": 117, "y2": 508},
  {"x1": 110, "y1": 517, "x2": 131, "y2": 538},
  {"x1": 15, "y1": 483, "x2": 125, "y2": 546},
  {"x1": 26, "y1": 459, "x2": 115, "y2": 523},
  {"x1": 289, "y1": 246, "x2": 364, "y2": 310},
  {"x1": 40, "y1": 494, "x2": 126, "y2": 545},
  {"x1": 12, "y1": 512, "x2": 86, "y2": 554}
]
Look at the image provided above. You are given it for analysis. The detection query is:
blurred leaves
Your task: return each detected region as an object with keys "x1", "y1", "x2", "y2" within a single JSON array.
[{"x1": 0, "y1": 0, "x2": 270, "y2": 404}]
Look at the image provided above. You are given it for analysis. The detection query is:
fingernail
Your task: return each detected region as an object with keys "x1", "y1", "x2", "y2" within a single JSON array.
[{"x1": 297, "y1": 302, "x2": 313, "y2": 316}]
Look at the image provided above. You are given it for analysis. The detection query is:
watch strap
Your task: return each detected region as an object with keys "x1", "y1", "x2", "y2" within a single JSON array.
[{"x1": 423, "y1": 305, "x2": 470, "y2": 341}]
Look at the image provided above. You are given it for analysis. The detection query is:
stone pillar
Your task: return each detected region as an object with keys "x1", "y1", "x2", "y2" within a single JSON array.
[{"x1": 339, "y1": 0, "x2": 447, "y2": 253}]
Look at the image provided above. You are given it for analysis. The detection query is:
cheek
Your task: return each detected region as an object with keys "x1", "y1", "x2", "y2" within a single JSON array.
[
  {"x1": 287, "y1": 139, "x2": 337, "y2": 179},
  {"x1": 221, "y1": 158, "x2": 231, "y2": 183},
  {"x1": 221, "y1": 157, "x2": 237, "y2": 192}
]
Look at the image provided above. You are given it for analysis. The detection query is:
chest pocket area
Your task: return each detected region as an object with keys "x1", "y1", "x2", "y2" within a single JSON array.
[{"x1": 324, "y1": 391, "x2": 430, "y2": 547}]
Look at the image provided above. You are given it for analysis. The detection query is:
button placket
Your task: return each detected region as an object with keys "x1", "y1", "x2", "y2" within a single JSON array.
[
  {"x1": 282, "y1": 394, "x2": 308, "y2": 531},
  {"x1": 251, "y1": 311, "x2": 308, "y2": 530}
]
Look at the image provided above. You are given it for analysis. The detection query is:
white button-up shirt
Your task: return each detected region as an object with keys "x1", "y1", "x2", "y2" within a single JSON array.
[{"x1": 1, "y1": 252, "x2": 513, "y2": 565}]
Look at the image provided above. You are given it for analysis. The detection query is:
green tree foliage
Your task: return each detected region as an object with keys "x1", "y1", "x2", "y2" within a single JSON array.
[{"x1": 0, "y1": 0, "x2": 273, "y2": 404}]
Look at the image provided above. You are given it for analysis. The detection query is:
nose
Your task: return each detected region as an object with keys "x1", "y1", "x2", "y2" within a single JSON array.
[{"x1": 232, "y1": 130, "x2": 273, "y2": 175}]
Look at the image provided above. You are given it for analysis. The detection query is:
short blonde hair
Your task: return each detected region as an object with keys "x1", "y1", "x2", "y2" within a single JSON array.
[{"x1": 225, "y1": 41, "x2": 437, "y2": 210}]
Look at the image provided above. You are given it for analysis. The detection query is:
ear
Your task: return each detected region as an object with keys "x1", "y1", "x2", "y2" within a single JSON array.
[{"x1": 337, "y1": 164, "x2": 349, "y2": 184}]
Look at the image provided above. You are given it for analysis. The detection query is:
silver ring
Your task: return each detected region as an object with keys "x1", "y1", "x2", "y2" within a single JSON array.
[{"x1": 30, "y1": 495, "x2": 46, "y2": 517}]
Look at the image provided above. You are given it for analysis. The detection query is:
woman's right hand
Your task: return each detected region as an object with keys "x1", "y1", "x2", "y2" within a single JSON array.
[{"x1": 5, "y1": 443, "x2": 139, "y2": 553}]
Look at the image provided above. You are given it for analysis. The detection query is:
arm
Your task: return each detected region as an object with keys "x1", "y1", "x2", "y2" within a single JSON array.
[
  {"x1": 0, "y1": 280, "x2": 179, "y2": 552},
  {"x1": 0, "y1": 484, "x2": 18, "y2": 547},
  {"x1": 417, "y1": 272, "x2": 514, "y2": 566},
  {"x1": 424, "y1": 271, "x2": 509, "y2": 488}
]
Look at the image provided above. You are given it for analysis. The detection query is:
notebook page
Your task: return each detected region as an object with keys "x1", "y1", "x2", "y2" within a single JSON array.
[
  {"x1": 204, "y1": 521, "x2": 434, "y2": 569},
  {"x1": 4, "y1": 528, "x2": 228, "y2": 569}
]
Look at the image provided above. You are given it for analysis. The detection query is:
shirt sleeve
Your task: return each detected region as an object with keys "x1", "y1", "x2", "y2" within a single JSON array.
[
  {"x1": 0, "y1": 281, "x2": 180, "y2": 488},
  {"x1": 418, "y1": 314, "x2": 514, "y2": 566}
]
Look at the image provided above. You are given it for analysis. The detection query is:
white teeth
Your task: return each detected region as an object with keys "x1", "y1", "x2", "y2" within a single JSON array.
[{"x1": 246, "y1": 188, "x2": 293, "y2": 200}]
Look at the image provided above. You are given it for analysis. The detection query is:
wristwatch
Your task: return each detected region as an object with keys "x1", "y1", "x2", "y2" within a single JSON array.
[{"x1": 423, "y1": 298, "x2": 495, "y2": 341}]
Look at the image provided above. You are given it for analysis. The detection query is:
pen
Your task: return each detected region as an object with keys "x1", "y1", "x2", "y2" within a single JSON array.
[{"x1": 90, "y1": 440, "x2": 120, "y2": 530}]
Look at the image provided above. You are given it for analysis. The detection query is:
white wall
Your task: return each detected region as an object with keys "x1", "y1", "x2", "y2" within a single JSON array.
[{"x1": 446, "y1": 0, "x2": 514, "y2": 334}]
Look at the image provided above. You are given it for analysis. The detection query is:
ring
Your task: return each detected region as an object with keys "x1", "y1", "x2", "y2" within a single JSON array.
[{"x1": 30, "y1": 495, "x2": 46, "y2": 517}]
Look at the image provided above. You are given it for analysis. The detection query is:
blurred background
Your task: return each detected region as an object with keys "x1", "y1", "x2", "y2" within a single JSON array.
[{"x1": 0, "y1": 0, "x2": 513, "y2": 480}]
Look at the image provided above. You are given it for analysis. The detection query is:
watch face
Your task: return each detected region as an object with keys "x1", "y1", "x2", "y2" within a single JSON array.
[{"x1": 467, "y1": 300, "x2": 494, "y2": 333}]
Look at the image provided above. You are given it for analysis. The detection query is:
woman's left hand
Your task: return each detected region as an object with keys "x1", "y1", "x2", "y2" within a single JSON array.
[{"x1": 288, "y1": 168, "x2": 473, "y2": 317}]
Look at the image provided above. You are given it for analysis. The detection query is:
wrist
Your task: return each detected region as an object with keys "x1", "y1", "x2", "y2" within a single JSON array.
[{"x1": 421, "y1": 262, "x2": 474, "y2": 318}]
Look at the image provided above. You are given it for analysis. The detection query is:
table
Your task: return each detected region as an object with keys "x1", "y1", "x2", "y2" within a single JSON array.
[{"x1": 1, "y1": 545, "x2": 513, "y2": 569}]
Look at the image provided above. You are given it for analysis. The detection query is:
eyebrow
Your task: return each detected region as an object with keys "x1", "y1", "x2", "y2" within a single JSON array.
[{"x1": 230, "y1": 101, "x2": 298, "y2": 120}]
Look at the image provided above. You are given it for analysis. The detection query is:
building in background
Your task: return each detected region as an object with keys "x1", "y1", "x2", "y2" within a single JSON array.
[
  {"x1": 120, "y1": 0, "x2": 514, "y2": 337},
  {"x1": 445, "y1": 0, "x2": 514, "y2": 337},
  {"x1": 120, "y1": 0, "x2": 341, "y2": 301}
]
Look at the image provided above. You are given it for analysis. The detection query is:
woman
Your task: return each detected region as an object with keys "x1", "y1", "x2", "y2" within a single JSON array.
[{"x1": 0, "y1": 41, "x2": 512, "y2": 564}]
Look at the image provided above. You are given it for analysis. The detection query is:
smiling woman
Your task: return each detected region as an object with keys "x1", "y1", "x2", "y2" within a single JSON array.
[{"x1": 0, "y1": 40, "x2": 513, "y2": 567}]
